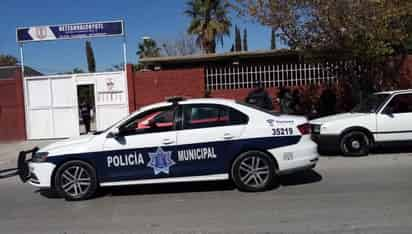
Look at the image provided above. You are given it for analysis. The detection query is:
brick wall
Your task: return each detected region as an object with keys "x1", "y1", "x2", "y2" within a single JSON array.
[
  {"x1": 127, "y1": 55, "x2": 412, "y2": 115},
  {"x1": 126, "y1": 64, "x2": 327, "y2": 113},
  {"x1": 127, "y1": 65, "x2": 205, "y2": 111},
  {"x1": 0, "y1": 68, "x2": 26, "y2": 141}
]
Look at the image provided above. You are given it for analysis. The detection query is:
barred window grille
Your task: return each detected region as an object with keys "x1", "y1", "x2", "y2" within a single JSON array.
[{"x1": 205, "y1": 63, "x2": 338, "y2": 91}]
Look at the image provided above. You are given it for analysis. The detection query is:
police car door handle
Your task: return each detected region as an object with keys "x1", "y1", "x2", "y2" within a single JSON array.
[
  {"x1": 223, "y1": 133, "x2": 234, "y2": 139},
  {"x1": 162, "y1": 139, "x2": 174, "y2": 145}
]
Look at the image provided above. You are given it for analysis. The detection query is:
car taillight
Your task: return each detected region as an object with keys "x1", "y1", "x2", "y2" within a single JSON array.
[{"x1": 297, "y1": 123, "x2": 311, "y2": 135}]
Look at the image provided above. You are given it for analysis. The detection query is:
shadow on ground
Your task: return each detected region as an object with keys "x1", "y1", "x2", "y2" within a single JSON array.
[
  {"x1": 279, "y1": 169, "x2": 322, "y2": 186},
  {"x1": 0, "y1": 168, "x2": 18, "y2": 179},
  {"x1": 37, "y1": 170, "x2": 322, "y2": 199},
  {"x1": 372, "y1": 145, "x2": 412, "y2": 154},
  {"x1": 320, "y1": 145, "x2": 412, "y2": 157},
  {"x1": 85, "y1": 169, "x2": 322, "y2": 198}
]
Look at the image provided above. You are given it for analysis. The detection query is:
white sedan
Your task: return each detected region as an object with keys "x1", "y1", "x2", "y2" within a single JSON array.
[
  {"x1": 18, "y1": 98, "x2": 318, "y2": 200},
  {"x1": 311, "y1": 89, "x2": 412, "y2": 156}
]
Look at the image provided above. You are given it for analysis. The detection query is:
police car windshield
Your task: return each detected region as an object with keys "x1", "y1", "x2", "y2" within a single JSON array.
[
  {"x1": 351, "y1": 94, "x2": 390, "y2": 113},
  {"x1": 95, "y1": 111, "x2": 139, "y2": 134}
]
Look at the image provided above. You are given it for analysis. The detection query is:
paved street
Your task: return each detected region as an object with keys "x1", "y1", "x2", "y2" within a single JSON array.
[{"x1": 1, "y1": 143, "x2": 412, "y2": 234}]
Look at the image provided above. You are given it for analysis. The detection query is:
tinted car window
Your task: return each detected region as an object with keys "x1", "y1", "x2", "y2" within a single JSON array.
[
  {"x1": 384, "y1": 94, "x2": 412, "y2": 114},
  {"x1": 183, "y1": 104, "x2": 248, "y2": 129},
  {"x1": 352, "y1": 94, "x2": 390, "y2": 113},
  {"x1": 120, "y1": 107, "x2": 176, "y2": 135}
]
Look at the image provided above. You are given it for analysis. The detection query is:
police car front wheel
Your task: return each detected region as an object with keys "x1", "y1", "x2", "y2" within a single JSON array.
[
  {"x1": 54, "y1": 160, "x2": 98, "y2": 201},
  {"x1": 231, "y1": 151, "x2": 277, "y2": 192}
]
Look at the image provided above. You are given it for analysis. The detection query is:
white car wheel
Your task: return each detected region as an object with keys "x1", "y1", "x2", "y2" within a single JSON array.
[{"x1": 340, "y1": 131, "x2": 370, "y2": 156}]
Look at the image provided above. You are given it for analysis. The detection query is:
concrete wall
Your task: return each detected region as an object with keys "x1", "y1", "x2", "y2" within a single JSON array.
[{"x1": 0, "y1": 68, "x2": 26, "y2": 141}]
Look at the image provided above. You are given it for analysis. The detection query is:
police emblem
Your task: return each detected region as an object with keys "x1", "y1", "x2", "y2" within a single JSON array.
[{"x1": 147, "y1": 147, "x2": 175, "y2": 175}]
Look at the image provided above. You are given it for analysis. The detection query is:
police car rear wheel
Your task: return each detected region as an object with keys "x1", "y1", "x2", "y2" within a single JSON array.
[
  {"x1": 231, "y1": 151, "x2": 277, "y2": 192},
  {"x1": 54, "y1": 160, "x2": 97, "y2": 201}
]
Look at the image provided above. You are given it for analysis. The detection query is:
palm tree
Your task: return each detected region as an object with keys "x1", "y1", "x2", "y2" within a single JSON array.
[
  {"x1": 136, "y1": 38, "x2": 161, "y2": 59},
  {"x1": 185, "y1": 0, "x2": 231, "y2": 54}
]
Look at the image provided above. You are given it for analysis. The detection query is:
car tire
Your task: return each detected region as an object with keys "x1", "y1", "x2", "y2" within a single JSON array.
[
  {"x1": 231, "y1": 151, "x2": 277, "y2": 192},
  {"x1": 340, "y1": 131, "x2": 370, "y2": 156},
  {"x1": 54, "y1": 160, "x2": 98, "y2": 201}
]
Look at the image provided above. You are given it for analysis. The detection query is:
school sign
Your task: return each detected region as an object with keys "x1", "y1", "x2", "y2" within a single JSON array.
[{"x1": 17, "y1": 20, "x2": 124, "y2": 43}]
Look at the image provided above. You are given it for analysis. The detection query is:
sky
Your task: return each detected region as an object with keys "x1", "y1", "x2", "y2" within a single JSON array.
[{"x1": 0, "y1": 0, "x2": 282, "y2": 74}]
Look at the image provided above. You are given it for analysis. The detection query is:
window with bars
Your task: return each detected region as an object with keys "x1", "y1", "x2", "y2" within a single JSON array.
[{"x1": 205, "y1": 63, "x2": 338, "y2": 90}]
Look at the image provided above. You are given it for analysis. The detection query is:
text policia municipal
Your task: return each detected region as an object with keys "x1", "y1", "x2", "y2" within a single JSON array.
[{"x1": 106, "y1": 147, "x2": 217, "y2": 168}]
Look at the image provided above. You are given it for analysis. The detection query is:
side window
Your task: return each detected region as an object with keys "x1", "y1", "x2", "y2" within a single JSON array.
[
  {"x1": 183, "y1": 104, "x2": 248, "y2": 129},
  {"x1": 229, "y1": 108, "x2": 249, "y2": 125},
  {"x1": 120, "y1": 107, "x2": 176, "y2": 135},
  {"x1": 384, "y1": 94, "x2": 412, "y2": 114}
]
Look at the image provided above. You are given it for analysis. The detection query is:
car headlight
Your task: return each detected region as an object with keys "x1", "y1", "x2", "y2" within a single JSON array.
[{"x1": 32, "y1": 152, "x2": 49, "y2": 162}]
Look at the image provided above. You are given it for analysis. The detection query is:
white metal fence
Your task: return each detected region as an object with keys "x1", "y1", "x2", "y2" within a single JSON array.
[{"x1": 205, "y1": 63, "x2": 338, "y2": 90}]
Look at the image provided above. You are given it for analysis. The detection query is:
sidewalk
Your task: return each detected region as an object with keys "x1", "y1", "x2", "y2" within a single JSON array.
[{"x1": 0, "y1": 140, "x2": 56, "y2": 166}]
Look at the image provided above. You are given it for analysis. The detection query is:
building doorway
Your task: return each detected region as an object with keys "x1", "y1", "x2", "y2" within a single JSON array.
[{"x1": 77, "y1": 84, "x2": 96, "y2": 135}]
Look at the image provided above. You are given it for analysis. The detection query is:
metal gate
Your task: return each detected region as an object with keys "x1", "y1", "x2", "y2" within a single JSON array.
[{"x1": 24, "y1": 71, "x2": 128, "y2": 140}]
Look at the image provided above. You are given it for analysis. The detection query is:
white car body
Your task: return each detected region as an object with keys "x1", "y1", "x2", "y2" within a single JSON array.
[
  {"x1": 310, "y1": 89, "x2": 412, "y2": 153},
  {"x1": 20, "y1": 98, "x2": 318, "y2": 189}
]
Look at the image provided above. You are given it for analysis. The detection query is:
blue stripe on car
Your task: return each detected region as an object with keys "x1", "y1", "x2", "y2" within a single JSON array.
[{"x1": 47, "y1": 135, "x2": 301, "y2": 183}]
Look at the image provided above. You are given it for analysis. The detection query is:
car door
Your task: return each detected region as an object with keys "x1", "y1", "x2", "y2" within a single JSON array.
[
  {"x1": 376, "y1": 93, "x2": 412, "y2": 142},
  {"x1": 101, "y1": 105, "x2": 179, "y2": 182},
  {"x1": 175, "y1": 104, "x2": 249, "y2": 177}
]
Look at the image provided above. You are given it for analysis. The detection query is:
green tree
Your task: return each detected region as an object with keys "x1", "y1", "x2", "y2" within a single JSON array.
[
  {"x1": 85, "y1": 40, "x2": 96, "y2": 73},
  {"x1": 59, "y1": 68, "x2": 85, "y2": 74},
  {"x1": 243, "y1": 28, "x2": 248, "y2": 51},
  {"x1": 234, "y1": 25, "x2": 242, "y2": 51},
  {"x1": 235, "y1": 0, "x2": 412, "y2": 60},
  {"x1": 0, "y1": 54, "x2": 18, "y2": 66},
  {"x1": 72, "y1": 68, "x2": 85, "y2": 74},
  {"x1": 185, "y1": 0, "x2": 232, "y2": 53},
  {"x1": 235, "y1": 0, "x2": 412, "y2": 100},
  {"x1": 270, "y1": 28, "x2": 276, "y2": 50},
  {"x1": 161, "y1": 34, "x2": 201, "y2": 56},
  {"x1": 137, "y1": 38, "x2": 161, "y2": 59}
]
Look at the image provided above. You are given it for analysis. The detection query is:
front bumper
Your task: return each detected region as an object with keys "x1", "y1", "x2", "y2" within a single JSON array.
[
  {"x1": 18, "y1": 148, "x2": 55, "y2": 188},
  {"x1": 17, "y1": 147, "x2": 39, "y2": 182}
]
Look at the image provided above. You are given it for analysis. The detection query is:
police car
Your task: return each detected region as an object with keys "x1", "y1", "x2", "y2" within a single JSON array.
[
  {"x1": 310, "y1": 89, "x2": 412, "y2": 156},
  {"x1": 18, "y1": 97, "x2": 318, "y2": 200}
]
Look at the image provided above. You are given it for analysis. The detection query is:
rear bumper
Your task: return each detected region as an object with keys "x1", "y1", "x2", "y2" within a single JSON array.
[
  {"x1": 311, "y1": 134, "x2": 340, "y2": 152},
  {"x1": 269, "y1": 135, "x2": 319, "y2": 173},
  {"x1": 278, "y1": 159, "x2": 318, "y2": 175}
]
